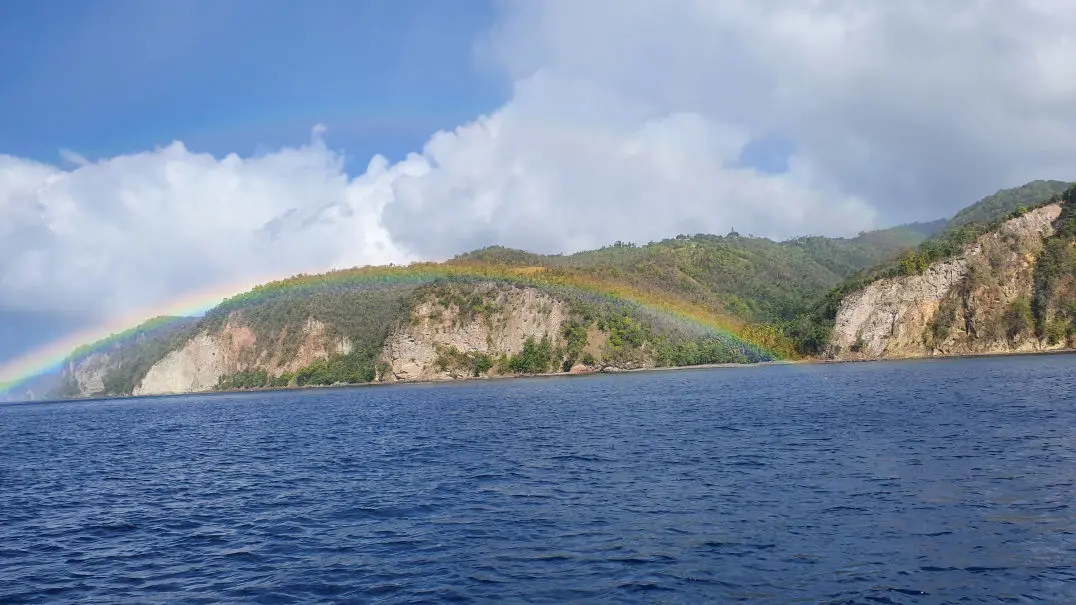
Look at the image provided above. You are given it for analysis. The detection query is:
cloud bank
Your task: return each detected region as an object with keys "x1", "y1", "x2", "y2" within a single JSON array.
[{"x1": 5, "y1": 0, "x2": 1076, "y2": 325}]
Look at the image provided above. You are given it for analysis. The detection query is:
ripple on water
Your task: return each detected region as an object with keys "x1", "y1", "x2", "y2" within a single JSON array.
[{"x1": 2, "y1": 355, "x2": 1076, "y2": 603}]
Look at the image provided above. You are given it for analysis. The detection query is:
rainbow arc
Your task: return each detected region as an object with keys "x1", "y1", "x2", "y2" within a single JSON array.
[{"x1": 0, "y1": 263, "x2": 787, "y2": 396}]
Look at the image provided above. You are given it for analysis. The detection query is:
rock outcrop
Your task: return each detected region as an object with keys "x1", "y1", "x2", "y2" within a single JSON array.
[
  {"x1": 68, "y1": 352, "x2": 113, "y2": 397},
  {"x1": 380, "y1": 284, "x2": 577, "y2": 382},
  {"x1": 133, "y1": 334, "x2": 229, "y2": 396},
  {"x1": 830, "y1": 203, "x2": 1062, "y2": 359},
  {"x1": 133, "y1": 318, "x2": 352, "y2": 396}
]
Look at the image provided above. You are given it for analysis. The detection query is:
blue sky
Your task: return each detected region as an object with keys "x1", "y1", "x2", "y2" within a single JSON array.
[
  {"x1": 0, "y1": 0, "x2": 507, "y2": 169},
  {"x1": 0, "y1": 0, "x2": 507, "y2": 364}
]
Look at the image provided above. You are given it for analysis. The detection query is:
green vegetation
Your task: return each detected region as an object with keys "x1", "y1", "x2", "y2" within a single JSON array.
[
  {"x1": 455, "y1": 222, "x2": 940, "y2": 328},
  {"x1": 560, "y1": 318, "x2": 588, "y2": 367},
  {"x1": 449, "y1": 219, "x2": 948, "y2": 361},
  {"x1": 295, "y1": 352, "x2": 377, "y2": 386},
  {"x1": 217, "y1": 369, "x2": 269, "y2": 390},
  {"x1": 1005, "y1": 296, "x2": 1034, "y2": 342},
  {"x1": 200, "y1": 281, "x2": 418, "y2": 388},
  {"x1": 506, "y1": 335, "x2": 555, "y2": 374},
  {"x1": 426, "y1": 282, "x2": 502, "y2": 328},
  {"x1": 58, "y1": 316, "x2": 200, "y2": 397},
  {"x1": 204, "y1": 282, "x2": 416, "y2": 361},
  {"x1": 1031, "y1": 185, "x2": 1076, "y2": 344},
  {"x1": 215, "y1": 368, "x2": 298, "y2": 390},
  {"x1": 433, "y1": 344, "x2": 495, "y2": 377},
  {"x1": 67, "y1": 316, "x2": 195, "y2": 360},
  {"x1": 269, "y1": 372, "x2": 295, "y2": 388},
  {"x1": 948, "y1": 180, "x2": 1070, "y2": 229}
]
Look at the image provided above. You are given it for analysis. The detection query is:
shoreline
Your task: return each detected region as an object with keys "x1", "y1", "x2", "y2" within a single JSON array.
[{"x1": 6, "y1": 348, "x2": 1075, "y2": 406}]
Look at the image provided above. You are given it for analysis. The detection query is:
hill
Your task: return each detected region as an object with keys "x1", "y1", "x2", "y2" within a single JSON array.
[
  {"x1": 56, "y1": 316, "x2": 200, "y2": 398},
  {"x1": 825, "y1": 184, "x2": 1076, "y2": 359},
  {"x1": 947, "y1": 180, "x2": 1071, "y2": 229},
  {"x1": 453, "y1": 220, "x2": 943, "y2": 327},
  {"x1": 35, "y1": 179, "x2": 1073, "y2": 401},
  {"x1": 51, "y1": 218, "x2": 936, "y2": 399}
]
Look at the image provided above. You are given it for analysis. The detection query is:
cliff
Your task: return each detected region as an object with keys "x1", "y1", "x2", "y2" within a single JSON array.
[
  {"x1": 133, "y1": 318, "x2": 354, "y2": 396},
  {"x1": 54, "y1": 316, "x2": 200, "y2": 398},
  {"x1": 381, "y1": 283, "x2": 571, "y2": 382},
  {"x1": 829, "y1": 201, "x2": 1068, "y2": 359},
  {"x1": 61, "y1": 278, "x2": 762, "y2": 398}
]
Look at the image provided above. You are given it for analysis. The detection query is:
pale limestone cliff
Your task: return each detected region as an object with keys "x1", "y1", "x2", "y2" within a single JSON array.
[
  {"x1": 831, "y1": 204, "x2": 1062, "y2": 359},
  {"x1": 133, "y1": 318, "x2": 350, "y2": 396},
  {"x1": 133, "y1": 333, "x2": 229, "y2": 395},
  {"x1": 380, "y1": 284, "x2": 576, "y2": 382}
]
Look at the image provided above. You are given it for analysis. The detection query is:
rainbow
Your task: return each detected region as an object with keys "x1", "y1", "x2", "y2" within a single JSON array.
[
  {"x1": 0, "y1": 262, "x2": 791, "y2": 396},
  {"x1": 0, "y1": 271, "x2": 284, "y2": 394}
]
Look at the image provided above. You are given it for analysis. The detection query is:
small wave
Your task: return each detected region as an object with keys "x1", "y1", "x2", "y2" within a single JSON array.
[{"x1": 616, "y1": 581, "x2": 675, "y2": 593}]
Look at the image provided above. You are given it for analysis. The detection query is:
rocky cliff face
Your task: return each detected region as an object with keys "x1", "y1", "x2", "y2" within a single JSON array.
[
  {"x1": 380, "y1": 284, "x2": 596, "y2": 382},
  {"x1": 68, "y1": 352, "x2": 113, "y2": 397},
  {"x1": 133, "y1": 334, "x2": 229, "y2": 396},
  {"x1": 134, "y1": 318, "x2": 351, "y2": 396},
  {"x1": 830, "y1": 204, "x2": 1062, "y2": 359}
]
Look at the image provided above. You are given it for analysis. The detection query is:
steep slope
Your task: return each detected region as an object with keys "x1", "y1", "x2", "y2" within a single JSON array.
[
  {"x1": 133, "y1": 284, "x2": 418, "y2": 395},
  {"x1": 790, "y1": 181, "x2": 1076, "y2": 355},
  {"x1": 830, "y1": 203, "x2": 1062, "y2": 358},
  {"x1": 56, "y1": 316, "x2": 200, "y2": 398},
  {"x1": 947, "y1": 180, "x2": 1070, "y2": 229},
  {"x1": 381, "y1": 283, "x2": 572, "y2": 382}
]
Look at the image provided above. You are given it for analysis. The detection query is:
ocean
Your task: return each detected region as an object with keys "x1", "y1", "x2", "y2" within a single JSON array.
[{"x1": 2, "y1": 355, "x2": 1075, "y2": 603}]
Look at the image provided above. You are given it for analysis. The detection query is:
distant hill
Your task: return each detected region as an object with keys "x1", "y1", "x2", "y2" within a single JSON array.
[
  {"x1": 55, "y1": 316, "x2": 200, "y2": 399},
  {"x1": 0, "y1": 371, "x2": 62, "y2": 403}
]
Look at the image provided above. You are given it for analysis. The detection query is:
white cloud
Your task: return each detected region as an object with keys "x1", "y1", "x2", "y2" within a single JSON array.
[
  {"x1": 0, "y1": 129, "x2": 413, "y2": 320},
  {"x1": 6, "y1": 0, "x2": 1076, "y2": 323},
  {"x1": 483, "y1": 0, "x2": 1076, "y2": 224},
  {"x1": 382, "y1": 71, "x2": 874, "y2": 257}
]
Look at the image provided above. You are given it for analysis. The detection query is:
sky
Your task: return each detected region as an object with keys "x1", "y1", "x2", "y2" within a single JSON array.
[{"x1": 4, "y1": 0, "x2": 1076, "y2": 372}]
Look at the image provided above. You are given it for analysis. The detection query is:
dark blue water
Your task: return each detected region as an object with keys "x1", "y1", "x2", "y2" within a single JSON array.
[{"x1": 2, "y1": 356, "x2": 1076, "y2": 604}]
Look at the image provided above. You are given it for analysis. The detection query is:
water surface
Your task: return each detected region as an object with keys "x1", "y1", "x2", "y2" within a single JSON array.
[{"x1": 2, "y1": 355, "x2": 1075, "y2": 603}]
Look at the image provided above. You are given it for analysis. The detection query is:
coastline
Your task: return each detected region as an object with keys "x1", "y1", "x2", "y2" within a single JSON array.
[{"x1": 7, "y1": 348, "x2": 1075, "y2": 406}]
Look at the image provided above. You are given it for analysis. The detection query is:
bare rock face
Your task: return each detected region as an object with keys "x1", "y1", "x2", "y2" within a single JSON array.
[
  {"x1": 133, "y1": 318, "x2": 350, "y2": 396},
  {"x1": 830, "y1": 203, "x2": 1062, "y2": 359},
  {"x1": 831, "y1": 258, "x2": 969, "y2": 359},
  {"x1": 133, "y1": 334, "x2": 228, "y2": 396},
  {"x1": 380, "y1": 285, "x2": 568, "y2": 382},
  {"x1": 260, "y1": 318, "x2": 353, "y2": 376},
  {"x1": 70, "y1": 352, "x2": 112, "y2": 397}
]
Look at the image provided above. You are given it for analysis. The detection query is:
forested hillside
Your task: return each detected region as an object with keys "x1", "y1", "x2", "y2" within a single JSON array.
[
  {"x1": 453, "y1": 220, "x2": 942, "y2": 329},
  {"x1": 34, "y1": 179, "x2": 1074, "y2": 401},
  {"x1": 56, "y1": 316, "x2": 200, "y2": 398},
  {"x1": 947, "y1": 180, "x2": 1070, "y2": 229}
]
